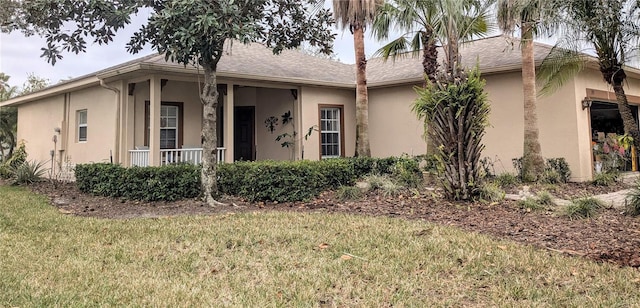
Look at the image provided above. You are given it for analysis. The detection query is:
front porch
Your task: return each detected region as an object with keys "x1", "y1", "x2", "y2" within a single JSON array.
[{"x1": 119, "y1": 75, "x2": 304, "y2": 167}]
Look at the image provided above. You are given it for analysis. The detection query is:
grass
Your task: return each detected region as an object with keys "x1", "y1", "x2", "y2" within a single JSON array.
[
  {"x1": 2, "y1": 186, "x2": 640, "y2": 306},
  {"x1": 564, "y1": 197, "x2": 605, "y2": 220}
]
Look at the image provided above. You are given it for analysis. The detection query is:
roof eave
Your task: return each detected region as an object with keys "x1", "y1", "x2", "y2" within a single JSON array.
[
  {"x1": 0, "y1": 76, "x2": 101, "y2": 107},
  {"x1": 133, "y1": 63, "x2": 355, "y2": 89}
]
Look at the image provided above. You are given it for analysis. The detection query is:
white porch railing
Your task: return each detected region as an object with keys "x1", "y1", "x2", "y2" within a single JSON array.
[{"x1": 129, "y1": 147, "x2": 226, "y2": 167}]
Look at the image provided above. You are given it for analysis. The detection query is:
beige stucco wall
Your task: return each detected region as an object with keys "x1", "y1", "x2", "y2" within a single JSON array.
[
  {"x1": 255, "y1": 88, "x2": 296, "y2": 161},
  {"x1": 17, "y1": 95, "x2": 65, "y2": 164},
  {"x1": 366, "y1": 71, "x2": 592, "y2": 181},
  {"x1": 368, "y1": 84, "x2": 427, "y2": 157},
  {"x1": 300, "y1": 86, "x2": 356, "y2": 160},
  {"x1": 482, "y1": 71, "x2": 591, "y2": 180},
  {"x1": 65, "y1": 85, "x2": 118, "y2": 164},
  {"x1": 17, "y1": 84, "x2": 118, "y2": 166}
]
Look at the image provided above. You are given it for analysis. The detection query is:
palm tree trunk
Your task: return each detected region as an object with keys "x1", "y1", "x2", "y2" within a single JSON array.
[
  {"x1": 200, "y1": 60, "x2": 224, "y2": 206},
  {"x1": 612, "y1": 80, "x2": 640, "y2": 150},
  {"x1": 421, "y1": 29, "x2": 438, "y2": 83},
  {"x1": 520, "y1": 24, "x2": 545, "y2": 181},
  {"x1": 353, "y1": 24, "x2": 371, "y2": 157}
]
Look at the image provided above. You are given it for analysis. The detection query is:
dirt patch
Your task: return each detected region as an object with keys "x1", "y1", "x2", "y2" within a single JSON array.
[{"x1": 24, "y1": 180, "x2": 640, "y2": 268}]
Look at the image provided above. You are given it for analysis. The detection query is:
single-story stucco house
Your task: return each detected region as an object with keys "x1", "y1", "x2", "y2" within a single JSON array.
[{"x1": 3, "y1": 35, "x2": 640, "y2": 181}]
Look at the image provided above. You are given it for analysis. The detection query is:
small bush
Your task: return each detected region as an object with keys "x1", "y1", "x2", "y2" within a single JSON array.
[
  {"x1": 391, "y1": 158, "x2": 422, "y2": 188},
  {"x1": 478, "y1": 182, "x2": 505, "y2": 202},
  {"x1": 10, "y1": 160, "x2": 48, "y2": 185},
  {"x1": 564, "y1": 197, "x2": 604, "y2": 220},
  {"x1": 535, "y1": 191, "x2": 554, "y2": 206},
  {"x1": 336, "y1": 186, "x2": 363, "y2": 201},
  {"x1": 518, "y1": 198, "x2": 545, "y2": 211},
  {"x1": 517, "y1": 191, "x2": 555, "y2": 211},
  {"x1": 0, "y1": 142, "x2": 28, "y2": 179},
  {"x1": 624, "y1": 180, "x2": 640, "y2": 216},
  {"x1": 494, "y1": 173, "x2": 519, "y2": 187},
  {"x1": 540, "y1": 169, "x2": 562, "y2": 184},
  {"x1": 363, "y1": 174, "x2": 389, "y2": 191},
  {"x1": 512, "y1": 157, "x2": 571, "y2": 183},
  {"x1": 546, "y1": 158, "x2": 571, "y2": 183},
  {"x1": 380, "y1": 181, "x2": 402, "y2": 197},
  {"x1": 592, "y1": 171, "x2": 619, "y2": 187}
]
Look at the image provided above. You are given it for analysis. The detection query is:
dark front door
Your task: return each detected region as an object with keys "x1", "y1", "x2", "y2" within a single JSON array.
[{"x1": 234, "y1": 106, "x2": 255, "y2": 161}]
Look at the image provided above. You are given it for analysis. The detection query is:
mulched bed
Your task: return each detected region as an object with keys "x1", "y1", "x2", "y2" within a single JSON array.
[{"x1": 21, "y1": 180, "x2": 640, "y2": 269}]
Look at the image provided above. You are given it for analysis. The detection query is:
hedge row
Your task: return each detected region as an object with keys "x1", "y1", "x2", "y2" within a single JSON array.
[
  {"x1": 75, "y1": 163, "x2": 200, "y2": 201},
  {"x1": 75, "y1": 156, "x2": 421, "y2": 202}
]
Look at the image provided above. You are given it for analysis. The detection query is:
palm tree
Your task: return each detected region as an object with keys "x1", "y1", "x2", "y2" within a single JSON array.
[
  {"x1": 497, "y1": 0, "x2": 559, "y2": 182},
  {"x1": 333, "y1": 0, "x2": 382, "y2": 157},
  {"x1": 538, "y1": 0, "x2": 640, "y2": 150},
  {"x1": 0, "y1": 73, "x2": 18, "y2": 162},
  {"x1": 372, "y1": 0, "x2": 493, "y2": 82}
]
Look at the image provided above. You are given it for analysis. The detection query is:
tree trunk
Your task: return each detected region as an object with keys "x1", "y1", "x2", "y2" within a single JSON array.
[
  {"x1": 421, "y1": 29, "x2": 438, "y2": 84},
  {"x1": 520, "y1": 24, "x2": 545, "y2": 182},
  {"x1": 612, "y1": 80, "x2": 640, "y2": 150},
  {"x1": 200, "y1": 60, "x2": 224, "y2": 206},
  {"x1": 599, "y1": 62, "x2": 640, "y2": 151},
  {"x1": 353, "y1": 24, "x2": 371, "y2": 157}
]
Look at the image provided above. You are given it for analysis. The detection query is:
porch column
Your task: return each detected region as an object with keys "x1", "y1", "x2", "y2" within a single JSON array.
[
  {"x1": 149, "y1": 76, "x2": 161, "y2": 166},
  {"x1": 293, "y1": 87, "x2": 303, "y2": 160},
  {"x1": 224, "y1": 83, "x2": 234, "y2": 163},
  {"x1": 122, "y1": 83, "x2": 135, "y2": 166},
  {"x1": 116, "y1": 80, "x2": 128, "y2": 165}
]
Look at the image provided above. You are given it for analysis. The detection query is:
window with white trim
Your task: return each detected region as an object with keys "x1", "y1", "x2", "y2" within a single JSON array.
[
  {"x1": 77, "y1": 109, "x2": 87, "y2": 142},
  {"x1": 320, "y1": 107, "x2": 341, "y2": 158},
  {"x1": 160, "y1": 105, "x2": 179, "y2": 149}
]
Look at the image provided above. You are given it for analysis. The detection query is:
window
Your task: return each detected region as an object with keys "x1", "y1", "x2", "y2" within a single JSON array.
[
  {"x1": 145, "y1": 102, "x2": 183, "y2": 149},
  {"x1": 160, "y1": 105, "x2": 179, "y2": 149},
  {"x1": 320, "y1": 106, "x2": 343, "y2": 158},
  {"x1": 77, "y1": 110, "x2": 87, "y2": 142}
]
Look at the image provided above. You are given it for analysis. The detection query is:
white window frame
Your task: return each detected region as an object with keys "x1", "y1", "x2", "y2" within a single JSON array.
[
  {"x1": 320, "y1": 106, "x2": 342, "y2": 158},
  {"x1": 160, "y1": 105, "x2": 179, "y2": 149},
  {"x1": 77, "y1": 109, "x2": 87, "y2": 142}
]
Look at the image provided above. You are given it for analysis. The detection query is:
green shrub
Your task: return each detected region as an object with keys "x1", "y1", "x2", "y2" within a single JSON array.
[
  {"x1": 540, "y1": 169, "x2": 562, "y2": 184},
  {"x1": 592, "y1": 171, "x2": 619, "y2": 186},
  {"x1": 336, "y1": 186, "x2": 362, "y2": 201},
  {"x1": 75, "y1": 163, "x2": 200, "y2": 201},
  {"x1": 564, "y1": 197, "x2": 604, "y2": 219},
  {"x1": 517, "y1": 191, "x2": 555, "y2": 210},
  {"x1": 518, "y1": 198, "x2": 546, "y2": 211},
  {"x1": 217, "y1": 158, "x2": 382, "y2": 202},
  {"x1": 76, "y1": 156, "x2": 422, "y2": 203},
  {"x1": 494, "y1": 173, "x2": 519, "y2": 187},
  {"x1": 390, "y1": 157, "x2": 422, "y2": 188},
  {"x1": 363, "y1": 174, "x2": 387, "y2": 191},
  {"x1": 512, "y1": 157, "x2": 571, "y2": 183},
  {"x1": 0, "y1": 142, "x2": 28, "y2": 179},
  {"x1": 478, "y1": 182, "x2": 505, "y2": 202},
  {"x1": 380, "y1": 181, "x2": 402, "y2": 197},
  {"x1": 535, "y1": 191, "x2": 554, "y2": 206},
  {"x1": 546, "y1": 158, "x2": 571, "y2": 183},
  {"x1": 10, "y1": 160, "x2": 48, "y2": 185},
  {"x1": 624, "y1": 180, "x2": 640, "y2": 216}
]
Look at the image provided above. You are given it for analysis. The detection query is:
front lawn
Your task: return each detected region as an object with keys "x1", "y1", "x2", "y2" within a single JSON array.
[{"x1": 1, "y1": 185, "x2": 639, "y2": 306}]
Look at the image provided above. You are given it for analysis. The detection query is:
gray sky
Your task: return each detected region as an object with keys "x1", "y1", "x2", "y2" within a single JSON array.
[{"x1": 0, "y1": 9, "x2": 391, "y2": 87}]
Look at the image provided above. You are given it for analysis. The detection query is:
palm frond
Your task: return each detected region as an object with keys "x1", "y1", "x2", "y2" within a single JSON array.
[
  {"x1": 373, "y1": 36, "x2": 413, "y2": 61},
  {"x1": 332, "y1": 0, "x2": 382, "y2": 30},
  {"x1": 537, "y1": 45, "x2": 586, "y2": 97}
]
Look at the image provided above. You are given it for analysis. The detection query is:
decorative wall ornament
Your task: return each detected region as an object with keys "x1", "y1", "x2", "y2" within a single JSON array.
[{"x1": 265, "y1": 116, "x2": 278, "y2": 133}]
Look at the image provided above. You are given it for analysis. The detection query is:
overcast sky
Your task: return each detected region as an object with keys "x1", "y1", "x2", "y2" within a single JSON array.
[{"x1": 0, "y1": 8, "x2": 392, "y2": 88}]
